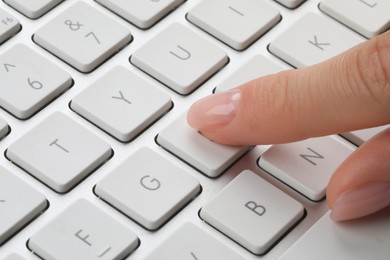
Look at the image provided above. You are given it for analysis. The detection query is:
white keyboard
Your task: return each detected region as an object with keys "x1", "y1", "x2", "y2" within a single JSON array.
[{"x1": 0, "y1": 1, "x2": 389, "y2": 259}]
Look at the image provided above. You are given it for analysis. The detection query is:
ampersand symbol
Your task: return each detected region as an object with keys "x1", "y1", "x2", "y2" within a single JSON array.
[{"x1": 64, "y1": 20, "x2": 83, "y2": 31}]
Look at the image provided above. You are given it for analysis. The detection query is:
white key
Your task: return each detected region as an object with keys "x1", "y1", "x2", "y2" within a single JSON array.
[
  {"x1": 3, "y1": 253, "x2": 26, "y2": 260},
  {"x1": 0, "y1": 8, "x2": 20, "y2": 44},
  {"x1": 0, "y1": 44, "x2": 72, "y2": 119},
  {"x1": 28, "y1": 199, "x2": 139, "y2": 260},
  {"x1": 4, "y1": 0, "x2": 64, "y2": 19},
  {"x1": 200, "y1": 170, "x2": 304, "y2": 255},
  {"x1": 215, "y1": 55, "x2": 290, "y2": 93},
  {"x1": 341, "y1": 124, "x2": 390, "y2": 146},
  {"x1": 258, "y1": 136, "x2": 354, "y2": 201},
  {"x1": 0, "y1": 166, "x2": 47, "y2": 245},
  {"x1": 273, "y1": 0, "x2": 306, "y2": 8},
  {"x1": 71, "y1": 66, "x2": 172, "y2": 142},
  {"x1": 95, "y1": 0, "x2": 185, "y2": 29},
  {"x1": 131, "y1": 23, "x2": 228, "y2": 95},
  {"x1": 6, "y1": 112, "x2": 112, "y2": 193},
  {"x1": 156, "y1": 113, "x2": 249, "y2": 177},
  {"x1": 187, "y1": 0, "x2": 280, "y2": 50},
  {"x1": 34, "y1": 2, "x2": 132, "y2": 73},
  {"x1": 280, "y1": 210, "x2": 390, "y2": 260},
  {"x1": 269, "y1": 12, "x2": 364, "y2": 68},
  {"x1": 320, "y1": 0, "x2": 390, "y2": 38},
  {"x1": 0, "y1": 117, "x2": 10, "y2": 140},
  {"x1": 95, "y1": 147, "x2": 201, "y2": 230},
  {"x1": 144, "y1": 223, "x2": 244, "y2": 260}
]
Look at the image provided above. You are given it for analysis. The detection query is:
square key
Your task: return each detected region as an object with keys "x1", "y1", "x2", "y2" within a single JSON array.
[
  {"x1": 200, "y1": 170, "x2": 304, "y2": 255},
  {"x1": 95, "y1": 0, "x2": 185, "y2": 29},
  {"x1": 95, "y1": 147, "x2": 201, "y2": 230},
  {"x1": 34, "y1": 2, "x2": 132, "y2": 72},
  {"x1": 0, "y1": 44, "x2": 72, "y2": 119},
  {"x1": 144, "y1": 223, "x2": 244, "y2": 260},
  {"x1": 0, "y1": 8, "x2": 21, "y2": 44},
  {"x1": 131, "y1": 23, "x2": 228, "y2": 95},
  {"x1": 156, "y1": 113, "x2": 249, "y2": 178},
  {"x1": 187, "y1": 0, "x2": 280, "y2": 50},
  {"x1": 4, "y1": 0, "x2": 64, "y2": 19},
  {"x1": 71, "y1": 66, "x2": 172, "y2": 142},
  {"x1": 6, "y1": 112, "x2": 112, "y2": 193},
  {"x1": 28, "y1": 199, "x2": 139, "y2": 260},
  {"x1": 0, "y1": 166, "x2": 47, "y2": 246}
]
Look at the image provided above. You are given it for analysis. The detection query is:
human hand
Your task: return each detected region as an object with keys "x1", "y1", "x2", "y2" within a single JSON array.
[{"x1": 187, "y1": 31, "x2": 390, "y2": 221}]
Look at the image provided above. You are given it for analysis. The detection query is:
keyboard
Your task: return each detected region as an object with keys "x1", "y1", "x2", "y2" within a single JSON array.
[{"x1": 0, "y1": 0, "x2": 389, "y2": 259}]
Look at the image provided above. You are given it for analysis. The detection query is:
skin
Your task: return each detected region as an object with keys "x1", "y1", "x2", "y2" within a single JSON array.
[{"x1": 187, "y1": 30, "x2": 390, "y2": 221}]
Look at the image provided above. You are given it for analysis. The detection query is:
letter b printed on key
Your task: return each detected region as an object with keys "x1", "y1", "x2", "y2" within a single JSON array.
[{"x1": 245, "y1": 201, "x2": 266, "y2": 217}]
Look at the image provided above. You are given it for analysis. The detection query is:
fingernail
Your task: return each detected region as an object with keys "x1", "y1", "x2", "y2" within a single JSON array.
[
  {"x1": 187, "y1": 89, "x2": 241, "y2": 130},
  {"x1": 331, "y1": 181, "x2": 390, "y2": 221}
]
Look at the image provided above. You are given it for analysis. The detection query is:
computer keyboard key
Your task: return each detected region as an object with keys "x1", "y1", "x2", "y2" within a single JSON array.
[
  {"x1": 144, "y1": 223, "x2": 244, "y2": 260},
  {"x1": 6, "y1": 112, "x2": 112, "y2": 193},
  {"x1": 341, "y1": 124, "x2": 390, "y2": 146},
  {"x1": 187, "y1": 0, "x2": 280, "y2": 50},
  {"x1": 215, "y1": 55, "x2": 289, "y2": 93},
  {"x1": 320, "y1": 0, "x2": 390, "y2": 38},
  {"x1": 0, "y1": 8, "x2": 20, "y2": 44},
  {"x1": 279, "y1": 210, "x2": 390, "y2": 259},
  {"x1": 200, "y1": 170, "x2": 304, "y2": 255},
  {"x1": 258, "y1": 136, "x2": 354, "y2": 201},
  {"x1": 0, "y1": 166, "x2": 48, "y2": 246},
  {"x1": 95, "y1": 147, "x2": 201, "y2": 230},
  {"x1": 0, "y1": 44, "x2": 72, "y2": 119},
  {"x1": 274, "y1": 0, "x2": 306, "y2": 8},
  {"x1": 156, "y1": 113, "x2": 249, "y2": 177},
  {"x1": 3, "y1": 253, "x2": 26, "y2": 260},
  {"x1": 95, "y1": 0, "x2": 185, "y2": 29},
  {"x1": 0, "y1": 117, "x2": 10, "y2": 140},
  {"x1": 269, "y1": 12, "x2": 364, "y2": 68},
  {"x1": 131, "y1": 23, "x2": 228, "y2": 95},
  {"x1": 34, "y1": 2, "x2": 132, "y2": 73},
  {"x1": 71, "y1": 66, "x2": 172, "y2": 142},
  {"x1": 28, "y1": 199, "x2": 139, "y2": 260},
  {"x1": 4, "y1": 0, "x2": 64, "y2": 19}
]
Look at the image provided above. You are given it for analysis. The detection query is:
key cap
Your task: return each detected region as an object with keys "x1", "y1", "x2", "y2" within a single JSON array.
[
  {"x1": 95, "y1": 147, "x2": 201, "y2": 230},
  {"x1": 280, "y1": 209, "x2": 390, "y2": 259},
  {"x1": 156, "y1": 113, "x2": 249, "y2": 177},
  {"x1": 0, "y1": 117, "x2": 10, "y2": 140},
  {"x1": 200, "y1": 170, "x2": 304, "y2": 255},
  {"x1": 0, "y1": 8, "x2": 20, "y2": 44},
  {"x1": 95, "y1": 0, "x2": 185, "y2": 29},
  {"x1": 320, "y1": 0, "x2": 390, "y2": 38},
  {"x1": 0, "y1": 166, "x2": 47, "y2": 246},
  {"x1": 187, "y1": 0, "x2": 280, "y2": 50},
  {"x1": 34, "y1": 2, "x2": 132, "y2": 73},
  {"x1": 131, "y1": 23, "x2": 228, "y2": 95},
  {"x1": 0, "y1": 44, "x2": 72, "y2": 119},
  {"x1": 6, "y1": 112, "x2": 112, "y2": 193},
  {"x1": 269, "y1": 12, "x2": 364, "y2": 68},
  {"x1": 4, "y1": 0, "x2": 64, "y2": 19},
  {"x1": 28, "y1": 199, "x2": 139, "y2": 260},
  {"x1": 144, "y1": 223, "x2": 244, "y2": 260},
  {"x1": 341, "y1": 124, "x2": 389, "y2": 146},
  {"x1": 3, "y1": 253, "x2": 26, "y2": 260},
  {"x1": 258, "y1": 136, "x2": 354, "y2": 201},
  {"x1": 215, "y1": 55, "x2": 289, "y2": 93},
  {"x1": 71, "y1": 66, "x2": 172, "y2": 142},
  {"x1": 274, "y1": 0, "x2": 306, "y2": 8}
]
